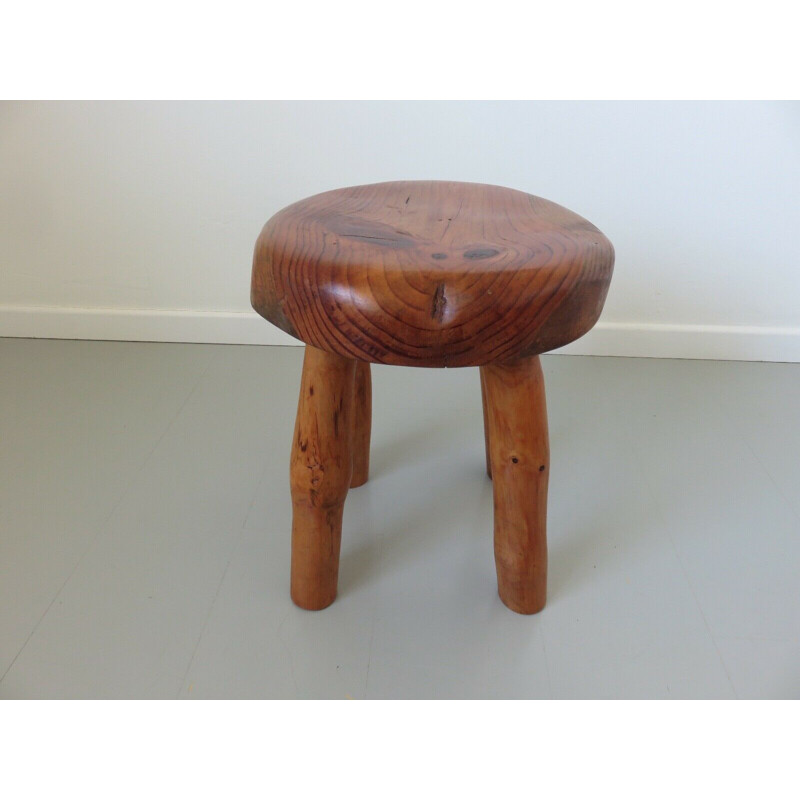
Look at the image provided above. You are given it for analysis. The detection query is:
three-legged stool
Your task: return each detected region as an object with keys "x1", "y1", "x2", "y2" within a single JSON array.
[{"x1": 251, "y1": 181, "x2": 614, "y2": 614}]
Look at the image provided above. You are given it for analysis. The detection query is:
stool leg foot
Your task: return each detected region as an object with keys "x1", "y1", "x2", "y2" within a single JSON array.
[
  {"x1": 482, "y1": 356, "x2": 549, "y2": 614},
  {"x1": 479, "y1": 367, "x2": 492, "y2": 479},
  {"x1": 290, "y1": 346, "x2": 356, "y2": 610},
  {"x1": 351, "y1": 362, "x2": 372, "y2": 488}
]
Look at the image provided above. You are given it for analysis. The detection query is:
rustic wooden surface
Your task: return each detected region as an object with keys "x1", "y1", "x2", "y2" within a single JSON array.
[
  {"x1": 482, "y1": 357, "x2": 550, "y2": 614},
  {"x1": 261, "y1": 182, "x2": 612, "y2": 614},
  {"x1": 351, "y1": 362, "x2": 371, "y2": 488},
  {"x1": 252, "y1": 181, "x2": 614, "y2": 367},
  {"x1": 289, "y1": 346, "x2": 356, "y2": 610}
]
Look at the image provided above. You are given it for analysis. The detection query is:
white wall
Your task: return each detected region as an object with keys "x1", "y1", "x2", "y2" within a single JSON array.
[{"x1": 2, "y1": 101, "x2": 799, "y2": 360}]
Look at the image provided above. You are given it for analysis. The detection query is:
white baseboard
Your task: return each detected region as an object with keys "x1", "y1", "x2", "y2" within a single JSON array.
[
  {"x1": 0, "y1": 305, "x2": 298, "y2": 346},
  {"x1": 2, "y1": 305, "x2": 800, "y2": 363},
  {"x1": 556, "y1": 322, "x2": 800, "y2": 362}
]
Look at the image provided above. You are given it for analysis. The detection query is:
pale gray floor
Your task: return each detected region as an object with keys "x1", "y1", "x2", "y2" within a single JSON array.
[{"x1": 1, "y1": 338, "x2": 798, "y2": 699}]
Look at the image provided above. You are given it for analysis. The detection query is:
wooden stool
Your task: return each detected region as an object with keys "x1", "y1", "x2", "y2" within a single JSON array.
[{"x1": 252, "y1": 181, "x2": 614, "y2": 614}]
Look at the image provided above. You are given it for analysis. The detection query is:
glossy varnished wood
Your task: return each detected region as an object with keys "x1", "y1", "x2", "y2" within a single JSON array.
[
  {"x1": 258, "y1": 182, "x2": 613, "y2": 614},
  {"x1": 289, "y1": 346, "x2": 356, "y2": 610},
  {"x1": 252, "y1": 181, "x2": 614, "y2": 367},
  {"x1": 482, "y1": 357, "x2": 549, "y2": 614}
]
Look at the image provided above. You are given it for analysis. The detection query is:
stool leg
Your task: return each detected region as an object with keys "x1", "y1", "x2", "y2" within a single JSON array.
[
  {"x1": 290, "y1": 345, "x2": 356, "y2": 610},
  {"x1": 479, "y1": 367, "x2": 492, "y2": 479},
  {"x1": 482, "y1": 356, "x2": 549, "y2": 614},
  {"x1": 351, "y1": 362, "x2": 372, "y2": 488}
]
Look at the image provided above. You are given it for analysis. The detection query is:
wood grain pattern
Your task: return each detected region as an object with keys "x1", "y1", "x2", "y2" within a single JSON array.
[
  {"x1": 252, "y1": 181, "x2": 614, "y2": 367},
  {"x1": 259, "y1": 182, "x2": 614, "y2": 614},
  {"x1": 482, "y1": 357, "x2": 549, "y2": 614},
  {"x1": 351, "y1": 362, "x2": 371, "y2": 488},
  {"x1": 289, "y1": 345, "x2": 355, "y2": 610}
]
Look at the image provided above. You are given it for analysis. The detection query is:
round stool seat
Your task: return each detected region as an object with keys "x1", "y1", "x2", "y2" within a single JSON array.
[{"x1": 252, "y1": 181, "x2": 614, "y2": 367}]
